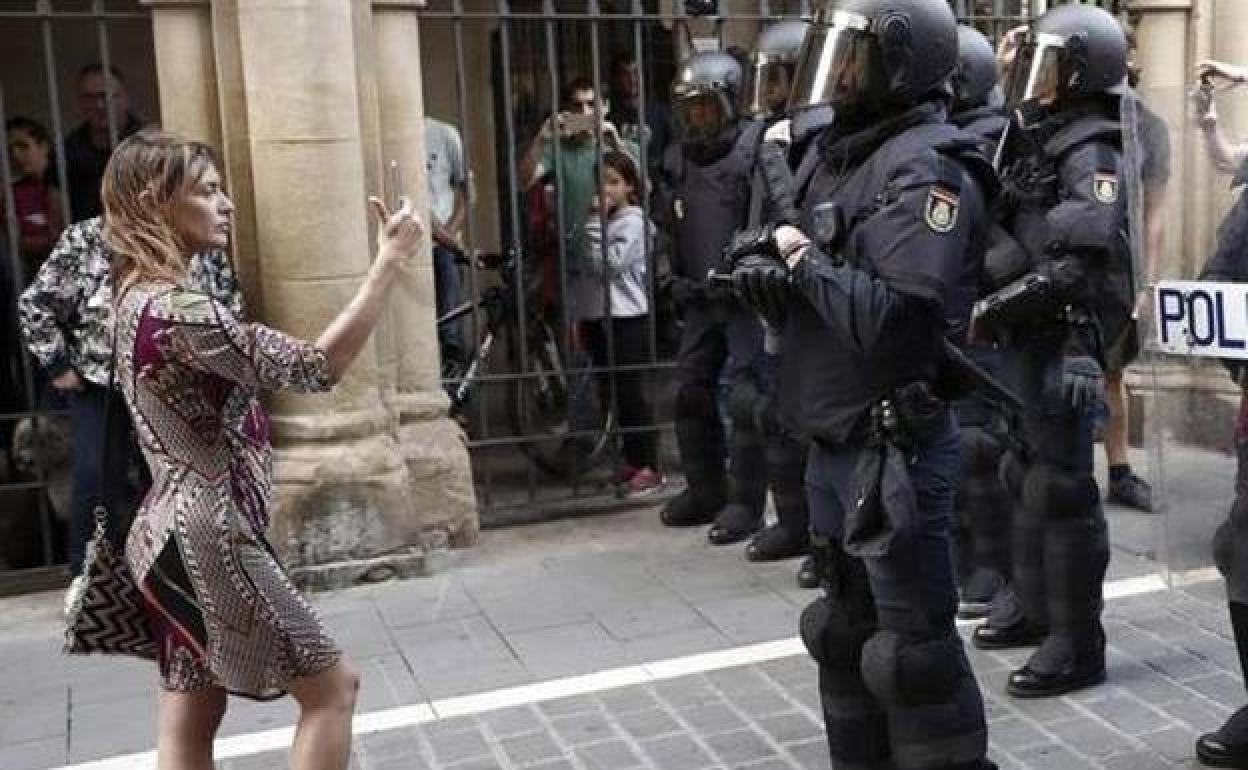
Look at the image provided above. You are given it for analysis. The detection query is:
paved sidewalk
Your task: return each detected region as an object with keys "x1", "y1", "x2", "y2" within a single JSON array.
[{"x1": 0, "y1": 497, "x2": 1239, "y2": 770}]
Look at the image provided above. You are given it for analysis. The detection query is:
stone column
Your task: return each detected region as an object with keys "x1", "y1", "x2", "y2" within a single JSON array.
[
  {"x1": 371, "y1": 0, "x2": 479, "y2": 546},
  {"x1": 226, "y1": 0, "x2": 422, "y2": 584},
  {"x1": 144, "y1": 0, "x2": 221, "y2": 148}
]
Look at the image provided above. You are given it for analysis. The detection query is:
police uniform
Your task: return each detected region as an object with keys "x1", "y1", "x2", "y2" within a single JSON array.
[
  {"x1": 722, "y1": 4, "x2": 1000, "y2": 765},
  {"x1": 972, "y1": 106, "x2": 1126, "y2": 696},
  {"x1": 659, "y1": 118, "x2": 767, "y2": 529},
  {"x1": 964, "y1": 5, "x2": 1135, "y2": 701},
  {"x1": 740, "y1": 127, "x2": 815, "y2": 571},
  {"x1": 779, "y1": 101, "x2": 994, "y2": 770},
  {"x1": 948, "y1": 102, "x2": 1013, "y2": 618},
  {"x1": 1196, "y1": 158, "x2": 1248, "y2": 766}
]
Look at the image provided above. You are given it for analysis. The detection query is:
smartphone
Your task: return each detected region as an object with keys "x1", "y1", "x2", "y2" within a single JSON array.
[
  {"x1": 560, "y1": 111, "x2": 597, "y2": 136},
  {"x1": 385, "y1": 159, "x2": 404, "y2": 211}
]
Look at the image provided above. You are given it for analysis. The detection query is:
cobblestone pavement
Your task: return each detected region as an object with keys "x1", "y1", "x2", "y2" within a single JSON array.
[{"x1": 0, "y1": 494, "x2": 1239, "y2": 770}]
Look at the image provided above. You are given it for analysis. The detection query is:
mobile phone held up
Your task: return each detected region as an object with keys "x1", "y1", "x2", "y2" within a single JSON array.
[
  {"x1": 559, "y1": 111, "x2": 596, "y2": 137},
  {"x1": 384, "y1": 159, "x2": 406, "y2": 214}
]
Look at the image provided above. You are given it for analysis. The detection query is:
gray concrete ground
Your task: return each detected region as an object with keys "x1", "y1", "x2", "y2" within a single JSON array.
[{"x1": 0, "y1": 446, "x2": 1241, "y2": 770}]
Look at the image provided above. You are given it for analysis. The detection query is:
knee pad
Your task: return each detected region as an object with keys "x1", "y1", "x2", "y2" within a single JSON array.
[
  {"x1": 860, "y1": 630, "x2": 965, "y2": 706},
  {"x1": 959, "y1": 426, "x2": 1002, "y2": 476},
  {"x1": 675, "y1": 383, "x2": 717, "y2": 421},
  {"x1": 1021, "y1": 464, "x2": 1097, "y2": 521},
  {"x1": 800, "y1": 596, "x2": 874, "y2": 671}
]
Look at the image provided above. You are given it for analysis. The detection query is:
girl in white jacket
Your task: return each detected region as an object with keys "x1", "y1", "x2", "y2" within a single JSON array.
[{"x1": 579, "y1": 150, "x2": 663, "y2": 496}]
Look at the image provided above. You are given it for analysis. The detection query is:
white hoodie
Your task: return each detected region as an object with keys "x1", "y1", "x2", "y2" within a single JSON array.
[{"x1": 575, "y1": 204, "x2": 653, "y2": 320}]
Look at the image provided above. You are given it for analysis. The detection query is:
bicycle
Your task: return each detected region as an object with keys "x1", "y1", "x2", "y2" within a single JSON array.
[{"x1": 438, "y1": 247, "x2": 616, "y2": 479}]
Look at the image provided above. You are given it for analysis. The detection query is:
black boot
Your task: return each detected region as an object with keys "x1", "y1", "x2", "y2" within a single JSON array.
[
  {"x1": 971, "y1": 586, "x2": 1046, "y2": 649},
  {"x1": 708, "y1": 502, "x2": 762, "y2": 544},
  {"x1": 1198, "y1": 706, "x2": 1248, "y2": 768},
  {"x1": 661, "y1": 489, "x2": 719, "y2": 527},
  {"x1": 708, "y1": 418, "x2": 766, "y2": 545},
  {"x1": 746, "y1": 524, "x2": 808, "y2": 561},
  {"x1": 1007, "y1": 629, "x2": 1106, "y2": 698},
  {"x1": 746, "y1": 433, "x2": 809, "y2": 559}
]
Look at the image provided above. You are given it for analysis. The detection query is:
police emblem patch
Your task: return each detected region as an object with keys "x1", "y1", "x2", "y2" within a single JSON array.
[
  {"x1": 925, "y1": 187, "x2": 959, "y2": 233},
  {"x1": 1093, "y1": 171, "x2": 1119, "y2": 204}
]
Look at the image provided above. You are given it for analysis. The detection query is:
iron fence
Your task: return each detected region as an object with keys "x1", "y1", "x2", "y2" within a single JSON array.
[{"x1": 0, "y1": 0, "x2": 156, "y2": 590}]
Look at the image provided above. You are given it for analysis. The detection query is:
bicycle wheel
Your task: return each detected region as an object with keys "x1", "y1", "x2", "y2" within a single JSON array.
[{"x1": 504, "y1": 315, "x2": 616, "y2": 479}]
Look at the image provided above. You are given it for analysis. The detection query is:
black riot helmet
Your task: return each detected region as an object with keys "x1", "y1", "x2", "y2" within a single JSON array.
[
  {"x1": 788, "y1": 0, "x2": 958, "y2": 118},
  {"x1": 953, "y1": 25, "x2": 1001, "y2": 111},
  {"x1": 672, "y1": 51, "x2": 743, "y2": 144},
  {"x1": 1002, "y1": 4, "x2": 1127, "y2": 123},
  {"x1": 742, "y1": 20, "x2": 811, "y2": 119}
]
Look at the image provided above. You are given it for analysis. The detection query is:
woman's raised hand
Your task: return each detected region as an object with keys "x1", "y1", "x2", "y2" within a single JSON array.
[{"x1": 369, "y1": 196, "x2": 423, "y2": 272}]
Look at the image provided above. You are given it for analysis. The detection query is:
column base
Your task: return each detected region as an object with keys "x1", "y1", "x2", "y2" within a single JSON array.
[
  {"x1": 395, "y1": 392, "x2": 479, "y2": 547},
  {"x1": 269, "y1": 429, "x2": 418, "y2": 577},
  {"x1": 289, "y1": 546, "x2": 426, "y2": 592}
]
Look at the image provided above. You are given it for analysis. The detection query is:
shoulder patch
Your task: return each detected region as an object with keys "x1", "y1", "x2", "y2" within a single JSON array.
[
  {"x1": 1093, "y1": 171, "x2": 1119, "y2": 204},
  {"x1": 924, "y1": 186, "x2": 960, "y2": 233}
]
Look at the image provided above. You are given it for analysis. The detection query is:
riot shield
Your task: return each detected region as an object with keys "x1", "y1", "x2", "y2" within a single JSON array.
[{"x1": 1136, "y1": 77, "x2": 1247, "y2": 590}]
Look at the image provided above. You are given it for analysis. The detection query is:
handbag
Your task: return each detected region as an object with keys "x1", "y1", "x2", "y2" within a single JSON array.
[{"x1": 63, "y1": 332, "x2": 157, "y2": 660}]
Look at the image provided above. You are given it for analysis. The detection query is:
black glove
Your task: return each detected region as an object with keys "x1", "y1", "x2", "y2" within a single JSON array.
[
  {"x1": 731, "y1": 253, "x2": 790, "y2": 325},
  {"x1": 722, "y1": 225, "x2": 782, "y2": 267},
  {"x1": 1060, "y1": 355, "x2": 1105, "y2": 411},
  {"x1": 1036, "y1": 256, "x2": 1085, "y2": 294},
  {"x1": 659, "y1": 273, "x2": 702, "y2": 309}
]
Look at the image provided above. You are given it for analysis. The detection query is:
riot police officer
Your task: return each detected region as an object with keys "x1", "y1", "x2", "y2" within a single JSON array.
[
  {"x1": 737, "y1": 20, "x2": 819, "y2": 588},
  {"x1": 948, "y1": 24, "x2": 1014, "y2": 619},
  {"x1": 722, "y1": 0, "x2": 996, "y2": 766},
  {"x1": 970, "y1": 4, "x2": 1132, "y2": 699},
  {"x1": 951, "y1": 25, "x2": 1009, "y2": 153},
  {"x1": 657, "y1": 52, "x2": 767, "y2": 543}
]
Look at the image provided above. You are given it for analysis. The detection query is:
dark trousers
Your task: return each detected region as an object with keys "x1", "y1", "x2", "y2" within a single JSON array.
[
  {"x1": 804, "y1": 412, "x2": 988, "y2": 768},
  {"x1": 433, "y1": 243, "x2": 466, "y2": 365},
  {"x1": 672, "y1": 298, "x2": 765, "y2": 510},
  {"x1": 806, "y1": 413, "x2": 964, "y2": 630},
  {"x1": 583, "y1": 316, "x2": 658, "y2": 470},
  {"x1": 1005, "y1": 341, "x2": 1108, "y2": 649},
  {"x1": 68, "y1": 383, "x2": 135, "y2": 576}
]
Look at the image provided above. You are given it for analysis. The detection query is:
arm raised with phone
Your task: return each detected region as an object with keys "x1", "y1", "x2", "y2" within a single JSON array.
[{"x1": 316, "y1": 196, "x2": 423, "y2": 382}]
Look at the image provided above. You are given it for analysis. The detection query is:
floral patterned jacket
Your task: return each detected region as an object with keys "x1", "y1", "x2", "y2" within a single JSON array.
[{"x1": 17, "y1": 217, "x2": 241, "y2": 387}]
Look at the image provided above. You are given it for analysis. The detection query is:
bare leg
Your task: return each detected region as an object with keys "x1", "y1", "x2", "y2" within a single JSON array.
[
  {"x1": 157, "y1": 686, "x2": 227, "y2": 770},
  {"x1": 288, "y1": 659, "x2": 360, "y2": 770},
  {"x1": 1104, "y1": 370, "x2": 1129, "y2": 467},
  {"x1": 1103, "y1": 370, "x2": 1153, "y2": 510}
]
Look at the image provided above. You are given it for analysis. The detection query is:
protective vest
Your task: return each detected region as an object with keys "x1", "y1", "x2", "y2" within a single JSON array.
[
  {"x1": 662, "y1": 120, "x2": 764, "y2": 280},
  {"x1": 1003, "y1": 109, "x2": 1131, "y2": 333},
  {"x1": 778, "y1": 111, "x2": 995, "y2": 444}
]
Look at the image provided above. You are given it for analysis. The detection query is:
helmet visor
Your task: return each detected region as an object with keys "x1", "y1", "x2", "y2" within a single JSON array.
[
  {"x1": 788, "y1": 11, "x2": 880, "y2": 113},
  {"x1": 741, "y1": 55, "x2": 795, "y2": 118},
  {"x1": 1003, "y1": 33, "x2": 1065, "y2": 113},
  {"x1": 673, "y1": 85, "x2": 733, "y2": 142}
]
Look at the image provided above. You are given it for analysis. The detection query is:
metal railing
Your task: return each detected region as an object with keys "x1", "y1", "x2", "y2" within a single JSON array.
[{"x1": 0, "y1": 0, "x2": 151, "y2": 588}]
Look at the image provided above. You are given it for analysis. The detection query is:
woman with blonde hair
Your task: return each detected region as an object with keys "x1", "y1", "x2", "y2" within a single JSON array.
[{"x1": 100, "y1": 130, "x2": 420, "y2": 770}]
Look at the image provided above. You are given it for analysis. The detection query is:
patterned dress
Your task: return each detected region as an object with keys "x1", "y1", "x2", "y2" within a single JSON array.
[{"x1": 116, "y1": 282, "x2": 341, "y2": 700}]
